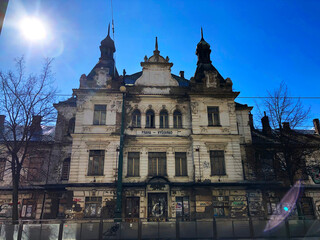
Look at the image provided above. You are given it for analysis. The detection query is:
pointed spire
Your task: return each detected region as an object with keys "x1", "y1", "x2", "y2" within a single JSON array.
[
  {"x1": 153, "y1": 36, "x2": 160, "y2": 56},
  {"x1": 201, "y1": 27, "x2": 204, "y2": 40},
  {"x1": 108, "y1": 23, "x2": 110, "y2": 36}
]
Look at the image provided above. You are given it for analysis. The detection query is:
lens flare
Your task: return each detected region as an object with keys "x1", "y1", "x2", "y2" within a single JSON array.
[
  {"x1": 19, "y1": 17, "x2": 47, "y2": 41},
  {"x1": 264, "y1": 180, "x2": 302, "y2": 232}
]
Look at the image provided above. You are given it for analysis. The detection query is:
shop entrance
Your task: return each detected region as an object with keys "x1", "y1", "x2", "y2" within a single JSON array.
[{"x1": 148, "y1": 193, "x2": 167, "y2": 221}]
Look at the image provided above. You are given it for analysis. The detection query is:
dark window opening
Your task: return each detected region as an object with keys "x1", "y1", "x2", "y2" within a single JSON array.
[
  {"x1": 207, "y1": 106, "x2": 220, "y2": 126},
  {"x1": 159, "y1": 110, "x2": 169, "y2": 128},
  {"x1": 210, "y1": 150, "x2": 226, "y2": 175},
  {"x1": 93, "y1": 105, "x2": 106, "y2": 125},
  {"x1": 61, "y1": 158, "x2": 71, "y2": 180},
  {"x1": 132, "y1": 109, "x2": 141, "y2": 128},
  {"x1": 127, "y1": 152, "x2": 140, "y2": 177},
  {"x1": 148, "y1": 152, "x2": 166, "y2": 176},
  {"x1": 146, "y1": 109, "x2": 155, "y2": 128},
  {"x1": 173, "y1": 110, "x2": 182, "y2": 128},
  {"x1": 175, "y1": 152, "x2": 187, "y2": 176},
  {"x1": 88, "y1": 150, "x2": 104, "y2": 176}
]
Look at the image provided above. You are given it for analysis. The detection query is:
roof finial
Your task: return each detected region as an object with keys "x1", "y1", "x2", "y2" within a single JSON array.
[
  {"x1": 108, "y1": 23, "x2": 110, "y2": 36},
  {"x1": 155, "y1": 36, "x2": 158, "y2": 51},
  {"x1": 201, "y1": 27, "x2": 204, "y2": 40}
]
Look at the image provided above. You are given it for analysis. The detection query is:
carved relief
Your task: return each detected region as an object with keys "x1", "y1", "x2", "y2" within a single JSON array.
[
  {"x1": 191, "y1": 102, "x2": 198, "y2": 114},
  {"x1": 201, "y1": 127, "x2": 208, "y2": 133}
]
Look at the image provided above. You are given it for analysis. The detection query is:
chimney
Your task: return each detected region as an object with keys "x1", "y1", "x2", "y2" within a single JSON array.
[
  {"x1": 0, "y1": 115, "x2": 5, "y2": 133},
  {"x1": 179, "y1": 71, "x2": 184, "y2": 78},
  {"x1": 313, "y1": 119, "x2": 320, "y2": 134},
  {"x1": 282, "y1": 122, "x2": 290, "y2": 131},
  {"x1": 261, "y1": 111, "x2": 272, "y2": 135},
  {"x1": 248, "y1": 112, "x2": 254, "y2": 130},
  {"x1": 31, "y1": 115, "x2": 42, "y2": 133}
]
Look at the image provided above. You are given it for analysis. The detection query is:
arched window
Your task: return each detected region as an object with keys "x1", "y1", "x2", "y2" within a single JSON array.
[
  {"x1": 68, "y1": 117, "x2": 75, "y2": 135},
  {"x1": 159, "y1": 110, "x2": 169, "y2": 128},
  {"x1": 146, "y1": 109, "x2": 155, "y2": 128},
  {"x1": 61, "y1": 158, "x2": 71, "y2": 180},
  {"x1": 173, "y1": 110, "x2": 182, "y2": 128},
  {"x1": 132, "y1": 109, "x2": 141, "y2": 128}
]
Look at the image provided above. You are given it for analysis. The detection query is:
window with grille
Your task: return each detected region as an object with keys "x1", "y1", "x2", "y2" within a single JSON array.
[
  {"x1": 210, "y1": 150, "x2": 226, "y2": 175},
  {"x1": 173, "y1": 110, "x2": 182, "y2": 128},
  {"x1": 146, "y1": 109, "x2": 155, "y2": 128},
  {"x1": 127, "y1": 152, "x2": 140, "y2": 177},
  {"x1": 207, "y1": 106, "x2": 220, "y2": 126},
  {"x1": 0, "y1": 158, "x2": 6, "y2": 180},
  {"x1": 159, "y1": 110, "x2": 169, "y2": 128},
  {"x1": 132, "y1": 109, "x2": 141, "y2": 128},
  {"x1": 84, "y1": 197, "x2": 102, "y2": 218},
  {"x1": 93, "y1": 105, "x2": 106, "y2": 125},
  {"x1": 88, "y1": 150, "x2": 104, "y2": 176},
  {"x1": 148, "y1": 152, "x2": 166, "y2": 176},
  {"x1": 61, "y1": 158, "x2": 70, "y2": 180},
  {"x1": 175, "y1": 152, "x2": 187, "y2": 176}
]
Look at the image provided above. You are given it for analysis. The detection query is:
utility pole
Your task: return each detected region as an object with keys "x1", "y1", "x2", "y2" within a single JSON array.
[{"x1": 114, "y1": 71, "x2": 126, "y2": 222}]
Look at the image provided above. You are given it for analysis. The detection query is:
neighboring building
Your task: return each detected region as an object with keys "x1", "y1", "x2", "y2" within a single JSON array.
[{"x1": 1, "y1": 26, "x2": 320, "y2": 223}]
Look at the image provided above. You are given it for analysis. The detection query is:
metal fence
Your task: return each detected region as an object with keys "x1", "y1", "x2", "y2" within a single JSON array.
[{"x1": 1, "y1": 218, "x2": 320, "y2": 240}]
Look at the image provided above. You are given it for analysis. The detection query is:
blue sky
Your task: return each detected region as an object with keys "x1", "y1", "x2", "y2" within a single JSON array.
[{"x1": 1, "y1": 0, "x2": 320, "y2": 128}]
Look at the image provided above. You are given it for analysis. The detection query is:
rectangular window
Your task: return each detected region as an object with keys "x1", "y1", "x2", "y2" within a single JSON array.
[
  {"x1": 84, "y1": 197, "x2": 102, "y2": 218},
  {"x1": 125, "y1": 197, "x2": 140, "y2": 218},
  {"x1": 27, "y1": 158, "x2": 44, "y2": 181},
  {"x1": 175, "y1": 152, "x2": 187, "y2": 176},
  {"x1": 210, "y1": 150, "x2": 226, "y2": 175},
  {"x1": 176, "y1": 197, "x2": 190, "y2": 220},
  {"x1": 127, "y1": 152, "x2": 140, "y2": 177},
  {"x1": 0, "y1": 158, "x2": 6, "y2": 180},
  {"x1": 256, "y1": 152, "x2": 275, "y2": 180},
  {"x1": 213, "y1": 196, "x2": 229, "y2": 217},
  {"x1": 266, "y1": 197, "x2": 280, "y2": 215},
  {"x1": 207, "y1": 106, "x2": 220, "y2": 126},
  {"x1": 148, "y1": 152, "x2": 166, "y2": 176},
  {"x1": 61, "y1": 158, "x2": 70, "y2": 180},
  {"x1": 93, "y1": 105, "x2": 106, "y2": 125},
  {"x1": 298, "y1": 197, "x2": 314, "y2": 216},
  {"x1": 88, "y1": 150, "x2": 104, "y2": 176}
]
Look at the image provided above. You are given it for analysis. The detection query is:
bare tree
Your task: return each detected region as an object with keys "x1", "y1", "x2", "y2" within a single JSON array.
[
  {"x1": 0, "y1": 57, "x2": 56, "y2": 222},
  {"x1": 249, "y1": 82, "x2": 320, "y2": 218}
]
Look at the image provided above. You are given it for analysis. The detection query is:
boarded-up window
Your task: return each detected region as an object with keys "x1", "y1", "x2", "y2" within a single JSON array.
[
  {"x1": 207, "y1": 106, "x2": 220, "y2": 126},
  {"x1": 175, "y1": 152, "x2": 187, "y2": 176},
  {"x1": 213, "y1": 196, "x2": 229, "y2": 217},
  {"x1": 173, "y1": 110, "x2": 182, "y2": 128},
  {"x1": 61, "y1": 158, "x2": 70, "y2": 180},
  {"x1": 0, "y1": 158, "x2": 6, "y2": 180},
  {"x1": 93, "y1": 105, "x2": 106, "y2": 125},
  {"x1": 127, "y1": 152, "x2": 140, "y2": 177},
  {"x1": 88, "y1": 150, "x2": 104, "y2": 176},
  {"x1": 84, "y1": 197, "x2": 102, "y2": 218},
  {"x1": 21, "y1": 199, "x2": 36, "y2": 219},
  {"x1": 159, "y1": 110, "x2": 169, "y2": 128},
  {"x1": 210, "y1": 150, "x2": 226, "y2": 175},
  {"x1": 176, "y1": 196, "x2": 190, "y2": 220},
  {"x1": 148, "y1": 152, "x2": 166, "y2": 176}
]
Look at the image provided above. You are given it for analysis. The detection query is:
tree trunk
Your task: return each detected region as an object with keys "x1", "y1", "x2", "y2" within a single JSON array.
[{"x1": 11, "y1": 159, "x2": 20, "y2": 223}]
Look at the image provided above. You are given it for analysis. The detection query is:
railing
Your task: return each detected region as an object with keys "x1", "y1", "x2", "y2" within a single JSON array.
[{"x1": 1, "y1": 218, "x2": 320, "y2": 239}]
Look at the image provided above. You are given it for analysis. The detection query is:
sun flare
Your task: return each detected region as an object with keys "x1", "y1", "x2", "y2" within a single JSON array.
[{"x1": 19, "y1": 17, "x2": 47, "y2": 41}]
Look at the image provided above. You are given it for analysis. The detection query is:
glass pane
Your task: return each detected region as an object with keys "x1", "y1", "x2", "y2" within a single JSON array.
[{"x1": 62, "y1": 223, "x2": 81, "y2": 240}]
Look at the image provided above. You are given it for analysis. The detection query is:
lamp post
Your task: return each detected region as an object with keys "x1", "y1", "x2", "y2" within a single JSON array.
[{"x1": 114, "y1": 79, "x2": 126, "y2": 222}]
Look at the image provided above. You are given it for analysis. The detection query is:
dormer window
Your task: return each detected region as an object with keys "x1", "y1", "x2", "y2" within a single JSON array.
[
  {"x1": 159, "y1": 110, "x2": 169, "y2": 128},
  {"x1": 146, "y1": 109, "x2": 155, "y2": 128}
]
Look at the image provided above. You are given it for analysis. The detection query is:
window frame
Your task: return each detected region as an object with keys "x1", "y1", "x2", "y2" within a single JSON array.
[
  {"x1": 125, "y1": 197, "x2": 140, "y2": 218},
  {"x1": 175, "y1": 152, "x2": 187, "y2": 176},
  {"x1": 207, "y1": 106, "x2": 220, "y2": 126},
  {"x1": 132, "y1": 109, "x2": 141, "y2": 128},
  {"x1": 148, "y1": 152, "x2": 167, "y2": 176},
  {"x1": 159, "y1": 110, "x2": 169, "y2": 128},
  {"x1": 27, "y1": 157, "x2": 44, "y2": 181},
  {"x1": 210, "y1": 150, "x2": 226, "y2": 176},
  {"x1": 93, "y1": 105, "x2": 106, "y2": 125},
  {"x1": 127, "y1": 152, "x2": 140, "y2": 177},
  {"x1": 173, "y1": 110, "x2": 182, "y2": 129},
  {"x1": 61, "y1": 158, "x2": 71, "y2": 180},
  {"x1": 88, "y1": 150, "x2": 105, "y2": 176},
  {"x1": 213, "y1": 196, "x2": 230, "y2": 217},
  {"x1": 0, "y1": 158, "x2": 6, "y2": 181},
  {"x1": 84, "y1": 197, "x2": 102, "y2": 218},
  {"x1": 146, "y1": 109, "x2": 155, "y2": 128}
]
